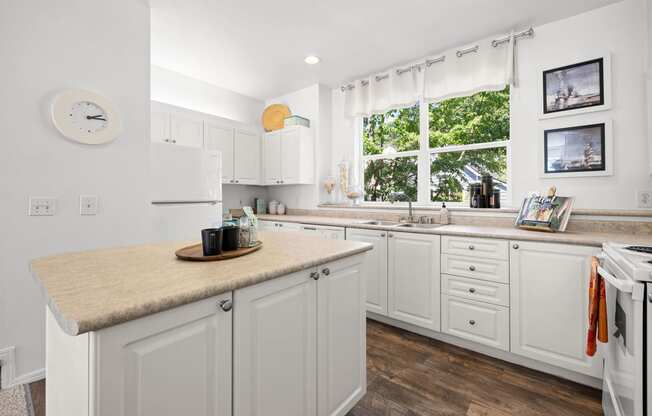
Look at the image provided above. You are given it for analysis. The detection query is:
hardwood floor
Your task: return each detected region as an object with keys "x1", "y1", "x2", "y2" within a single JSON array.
[
  {"x1": 349, "y1": 319, "x2": 603, "y2": 416},
  {"x1": 28, "y1": 319, "x2": 602, "y2": 416}
]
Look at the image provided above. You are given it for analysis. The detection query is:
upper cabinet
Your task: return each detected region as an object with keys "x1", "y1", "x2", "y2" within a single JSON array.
[
  {"x1": 263, "y1": 126, "x2": 314, "y2": 185},
  {"x1": 152, "y1": 101, "x2": 262, "y2": 185}
]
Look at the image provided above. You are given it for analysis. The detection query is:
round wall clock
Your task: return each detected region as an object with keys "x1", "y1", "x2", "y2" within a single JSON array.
[{"x1": 51, "y1": 89, "x2": 122, "y2": 145}]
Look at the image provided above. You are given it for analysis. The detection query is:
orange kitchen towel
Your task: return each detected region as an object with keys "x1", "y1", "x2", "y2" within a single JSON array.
[{"x1": 587, "y1": 256, "x2": 608, "y2": 357}]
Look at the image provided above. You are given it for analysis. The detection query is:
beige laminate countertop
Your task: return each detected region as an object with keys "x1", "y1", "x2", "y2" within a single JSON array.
[
  {"x1": 259, "y1": 215, "x2": 652, "y2": 247},
  {"x1": 31, "y1": 232, "x2": 372, "y2": 336}
]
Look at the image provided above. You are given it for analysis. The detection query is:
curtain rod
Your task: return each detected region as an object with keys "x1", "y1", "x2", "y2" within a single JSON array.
[{"x1": 340, "y1": 27, "x2": 534, "y2": 92}]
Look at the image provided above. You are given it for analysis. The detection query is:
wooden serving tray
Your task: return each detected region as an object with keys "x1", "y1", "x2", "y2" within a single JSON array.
[{"x1": 175, "y1": 241, "x2": 262, "y2": 262}]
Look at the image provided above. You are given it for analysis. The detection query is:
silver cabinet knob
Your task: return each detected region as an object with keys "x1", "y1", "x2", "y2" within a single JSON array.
[
  {"x1": 172, "y1": 139, "x2": 177, "y2": 144},
  {"x1": 380, "y1": 233, "x2": 386, "y2": 237},
  {"x1": 468, "y1": 245, "x2": 475, "y2": 250},
  {"x1": 468, "y1": 288, "x2": 476, "y2": 293},
  {"x1": 513, "y1": 243, "x2": 519, "y2": 249},
  {"x1": 469, "y1": 265, "x2": 476, "y2": 271},
  {"x1": 310, "y1": 271, "x2": 320, "y2": 280},
  {"x1": 219, "y1": 299, "x2": 233, "y2": 312},
  {"x1": 469, "y1": 320, "x2": 476, "y2": 326},
  {"x1": 321, "y1": 268, "x2": 330, "y2": 276},
  {"x1": 279, "y1": 223, "x2": 283, "y2": 227},
  {"x1": 388, "y1": 233, "x2": 394, "y2": 238}
]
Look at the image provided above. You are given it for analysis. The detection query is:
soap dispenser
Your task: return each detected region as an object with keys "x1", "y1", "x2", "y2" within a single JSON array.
[{"x1": 440, "y1": 203, "x2": 450, "y2": 225}]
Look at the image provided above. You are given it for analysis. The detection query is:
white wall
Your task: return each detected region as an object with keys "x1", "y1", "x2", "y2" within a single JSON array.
[
  {"x1": 265, "y1": 84, "x2": 333, "y2": 209},
  {"x1": 152, "y1": 66, "x2": 265, "y2": 125},
  {"x1": 0, "y1": 0, "x2": 151, "y2": 383},
  {"x1": 330, "y1": 0, "x2": 652, "y2": 210}
]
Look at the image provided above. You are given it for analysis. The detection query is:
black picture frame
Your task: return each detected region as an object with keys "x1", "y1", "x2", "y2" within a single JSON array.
[
  {"x1": 542, "y1": 58, "x2": 605, "y2": 115},
  {"x1": 543, "y1": 123, "x2": 606, "y2": 174}
]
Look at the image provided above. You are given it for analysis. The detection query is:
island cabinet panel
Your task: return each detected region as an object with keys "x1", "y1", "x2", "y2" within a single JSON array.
[
  {"x1": 346, "y1": 228, "x2": 388, "y2": 315},
  {"x1": 510, "y1": 241, "x2": 603, "y2": 377},
  {"x1": 233, "y1": 270, "x2": 318, "y2": 416},
  {"x1": 234, "y1": 255, "x2": 366, "y2": 416},
  {"x1": 387, "y1": 232, "x2": 441, "y2": 331},
  {"x1": 94, "y1": 292, "x2": 233, "y2": 416},
  {"x1": 316, "y1": 256, "x2": 366, "y2": 416}
]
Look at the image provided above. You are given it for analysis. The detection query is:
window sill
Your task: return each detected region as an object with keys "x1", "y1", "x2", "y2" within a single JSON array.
[{"x1": 317, "y1": 203, "x2": 518, "y2": 214}]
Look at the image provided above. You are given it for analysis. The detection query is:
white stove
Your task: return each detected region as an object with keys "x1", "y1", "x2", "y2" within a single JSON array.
[{"x1": 600, "y1": 242, "x2": 650, "y2": 416}]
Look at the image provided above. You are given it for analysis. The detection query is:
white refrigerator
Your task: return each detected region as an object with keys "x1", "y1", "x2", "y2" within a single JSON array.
[{"x1": 149, "y1": 143, "x2": 222, "y2": 242}]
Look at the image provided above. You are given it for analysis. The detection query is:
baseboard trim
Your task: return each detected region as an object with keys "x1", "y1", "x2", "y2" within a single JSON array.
[
  {"x1": 0, "y1": 347, "x2": 16, "y2": 389},
  {"x1": 367, "y1": 312, "x2": 603, "y2": 390}
]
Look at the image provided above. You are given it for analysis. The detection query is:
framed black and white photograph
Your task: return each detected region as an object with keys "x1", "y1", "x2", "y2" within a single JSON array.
[
  {"x1": 539, "y1": 53, "x2": 611, "y2": 119},
  {"x1": 539, "y1": 120, "x2": 613, "y2": 178}
]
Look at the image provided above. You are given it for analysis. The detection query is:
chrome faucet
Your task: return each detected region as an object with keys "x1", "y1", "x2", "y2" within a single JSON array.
[{"x1": 389, "y1": 192, "x2": 413, "y2": 222}]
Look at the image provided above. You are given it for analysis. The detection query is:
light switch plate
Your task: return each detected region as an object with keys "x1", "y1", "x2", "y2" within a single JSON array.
[
  {"x1": 29, "y1": 197, "x2": 56, "y2": 216},
  {"x1": 637, "y1": 190, "x2": 652, "y2": 208},
  {"x1": 80, "y1": 195, "x2": 98, "y2": 215}
]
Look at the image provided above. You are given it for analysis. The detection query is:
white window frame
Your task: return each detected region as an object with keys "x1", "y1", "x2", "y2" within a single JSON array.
[{"x1": 357, "y1": 96, "x2": 511, "y2": 206}]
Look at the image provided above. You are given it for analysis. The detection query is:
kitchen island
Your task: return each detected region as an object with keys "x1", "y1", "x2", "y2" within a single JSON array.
[{"x1": 31, "y1": 231, "x2": 372, "y2": 416}]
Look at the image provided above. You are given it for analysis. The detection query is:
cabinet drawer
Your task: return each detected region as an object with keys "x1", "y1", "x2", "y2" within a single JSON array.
[
  {"x1": 441, "y1": 274, "x2": 509, "y2": 306},
  {"x1": 441, "y1": 254, "x2": 509, "y2": 284},
  {"x1": 442, "y1": 295, "x2": 509, "y2": 351},
  {"x1": 441, "y1": 236, "x2": 508, "y2": 260}
]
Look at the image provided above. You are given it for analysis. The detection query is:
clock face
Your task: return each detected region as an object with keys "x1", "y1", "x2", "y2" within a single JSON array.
[
  {"x1": 51, "y1": 89, "x2": 122, "y2": 145},
  {"x1": 69, "y1": 101, "x2": 108, "y2": 134}
]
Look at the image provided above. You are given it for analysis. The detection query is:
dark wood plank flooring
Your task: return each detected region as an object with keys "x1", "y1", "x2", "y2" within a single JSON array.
[
  {"x1": 349, "y1": 320, "x2": 602, "y2": 416},
  {"x1": 28, "y1": 319, "x2": 602, "y2": 416}
]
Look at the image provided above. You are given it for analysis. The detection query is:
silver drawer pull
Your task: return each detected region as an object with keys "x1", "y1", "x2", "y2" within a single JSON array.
[
  {"x1": 512, "y1": 243, "x2": 519, "y2": 249},
  {"x1": 468, "y1": 288, "x2": 476, "y2": 293},
  {"x1": 468, "y1": 245, "x2": 475, "y2": 250},
  {"x1": 321, "y1": 268, "x2": 330, "y2": 276},
  {"x1": 469, "y1": 320, "x2": 476, "y2": 326},
  {"x1": 380, "y1": 233, "x2": 386, "y2": 237},
  {"x1": 219, "y1": 299, "x2": 233, "y2": 312},
  {"x1": 468, "y1": 265, "x2": 476, "y2": 271},
  {"x1": 310, "y1": 271, "x2": 320, "y2": 280}
]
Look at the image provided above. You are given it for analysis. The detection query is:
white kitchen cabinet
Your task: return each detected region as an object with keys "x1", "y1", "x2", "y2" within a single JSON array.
[
  {"x1": 170, "y1": 113, "x2": 204, "y2": 147},
  {"x1": 300, "y1": 224, "x2": 345, "y2": 240},
  {"x1": 46, "y1": 293, "x2": 234, "y2": 416},
  {"x1": 387, "y1": 231, "x2": 441, "y2": 331},
  {"x1": 234, "y1": 256, "x2": 366, "y2": 416},
  {"x1": 259, "y1": 220, "x2": 302, "y2": 232},
  {"x1": 151, "y1": 108, "x2": 171, "y2": 144},
  {"x1": 316, "y1": 256, "x2": 366, "y2": 416},
  {"x1": 205, "y1": 123, "x2": 261, "y2": 185},
  {"x1": 441, "y1": 294, "x2": 509, "y2": 351},
  {"x1": 510, "y1": 240, "x2": 603, "y2": 377},
  {"x1": 263, "y1": 126, "x2": 314, "y2": 185},
  {"x1": 346, "y1": 228, "x2": 388, "y2": 315}
]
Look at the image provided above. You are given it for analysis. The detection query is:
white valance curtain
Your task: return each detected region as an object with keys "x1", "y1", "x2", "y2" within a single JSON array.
[{"x1": 343, "y1": 32, "x2": 515, "y2": 118}]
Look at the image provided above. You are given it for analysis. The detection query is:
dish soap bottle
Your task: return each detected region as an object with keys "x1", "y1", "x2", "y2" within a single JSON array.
[{"x1": 440, "y1": 203, "x2": 450, "y2": 225}]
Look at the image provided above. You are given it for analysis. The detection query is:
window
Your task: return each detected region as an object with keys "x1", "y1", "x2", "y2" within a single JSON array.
[{"x1": 360, "y1": 87, "x2": 509, "y2": 204}]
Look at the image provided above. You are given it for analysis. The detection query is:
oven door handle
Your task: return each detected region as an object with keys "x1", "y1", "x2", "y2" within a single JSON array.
[{"x1": 598, "y1": 266, "x2": 634, "y2": 293}]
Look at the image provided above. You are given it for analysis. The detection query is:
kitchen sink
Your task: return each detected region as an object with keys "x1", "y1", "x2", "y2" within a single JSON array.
[
  {"x1": 395, "y1": 223, "x2": 441, "y2": 229},
  {"x1": 357, "y1": 220, "x2": 401, "y2": 226}
]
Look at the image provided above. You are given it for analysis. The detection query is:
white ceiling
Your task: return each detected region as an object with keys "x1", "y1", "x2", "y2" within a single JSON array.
[{"x1": 150, "y1": 0, "x2": 620, "y2": 100}]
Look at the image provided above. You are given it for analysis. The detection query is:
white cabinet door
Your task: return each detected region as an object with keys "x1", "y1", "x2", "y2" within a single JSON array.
[
  {"x1": 281, "y1": 127, "x2": 301, "y2": 184},
  {"x1": 317, "y1": 256, "x2": 366, "y2": 416},
  {"x1": 346, "y1": 228, "x2": 388, "y2": 315},
  {"x1": 234, "y1": 270, "x2": 317, "y2": 416},
  {"x1": 263, "y1": 131, "x2": 282, "y2": 185},
  {"x1": 96, "y1": 293, "x2": 232, "y2": 416},
  {"x1": 171, "y1": 114, "x2": 204, "y2": 148},
  {"x1": 151, "y1": 110, "x2": 170, "y2": 143},
  {"x1": 204, "y1": 122, "x2": 234, "y2": 182},
  {"x1": 234, "y1": 129, "x2": 260, "y2": 184},
  {"x1": 258, "y1": 220, "x2": 276, "y2": 232},
  {"x1": 441, "y1": 294, "x2": 509, "y2": 351},
  {"x1": 301, "y1": 225, "x2": 345, "y2": 240},
  {"x1": 387, "y1": 231, "x2": 441, "y2": 331},
  {"x1": 510, "y1": 240, "x2": 602, "y2": 377}
]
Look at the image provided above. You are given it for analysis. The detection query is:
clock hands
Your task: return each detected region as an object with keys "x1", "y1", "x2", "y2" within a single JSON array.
[{"x1": 86, "y1": 115, "x2": 107, "y2": 121}]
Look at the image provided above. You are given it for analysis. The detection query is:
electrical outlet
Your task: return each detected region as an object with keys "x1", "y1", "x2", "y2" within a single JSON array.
[
  {"x1": 637, "y1": 190, "x2": 652, "y2": 208},
  {"x1": 28, "y1": 197, "x2": 56, "y2": 216},
  {"x1": 80, "y1": 195, "x2": 98, "y2": 215}
]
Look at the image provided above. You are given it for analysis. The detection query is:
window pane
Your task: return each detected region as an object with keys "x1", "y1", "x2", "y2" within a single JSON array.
[
  {"x1": 364, "y1": 157, "x2": 417, "y2": 202},
  {"x1": 363, "y1": 105, "x2": 420, "y2": 156},
  {"x1": 430, "y1": 147, "x2": 507, "y2": 203},
  {"x1": 429, "y1": 87, "x2": 510, "y2": 149}
]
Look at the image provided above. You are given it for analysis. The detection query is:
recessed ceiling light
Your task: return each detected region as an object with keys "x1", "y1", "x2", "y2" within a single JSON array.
[{"x1": 304, "y1": 55, "x2": 320, "y2": 65}]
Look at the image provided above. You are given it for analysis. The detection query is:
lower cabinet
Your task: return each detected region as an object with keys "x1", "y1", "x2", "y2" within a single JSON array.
[
  {"x1": 387, "y1": 232, "x2": 441, "y2": 331},
  {"x1": 345, "y1": 228, "x2": 388, "y2": 315},
  {"x1": 300, "y1": 224, "x2": 345, "y2": 240},
  {"x1": 233, "y1": 255, "x2": 366, "y2": 416},
  {"x1": 88, "y1": 293, "x2": 233, "y2": 416},
  {"x1": 441, "y1": 294, "x2": 509, "y2": 351},
  {"x1": 509, "y1": 240, "x2": 602, "y2": 377}
]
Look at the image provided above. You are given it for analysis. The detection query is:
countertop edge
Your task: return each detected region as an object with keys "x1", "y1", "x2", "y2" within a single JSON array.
[{"x1": 35, "y1": 244, "x2": 372, "y2": 336}]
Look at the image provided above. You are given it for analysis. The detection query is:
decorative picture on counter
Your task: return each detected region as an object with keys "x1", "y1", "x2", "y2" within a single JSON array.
[
  {"x1": 544, "y1": 123, "x2": 606, "y2": 175},
  {"x1": 543, "y1": 58, "x2": 605, "y2": 115},
  {"x1": 515, "y1": 187, "x2": 574, "y2": 233}
]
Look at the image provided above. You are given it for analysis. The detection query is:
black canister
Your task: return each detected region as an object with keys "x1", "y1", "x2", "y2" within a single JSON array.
[
  {"x1": 222, "y1": 225, "x2": 240, "y2": 251},
  {"x1": 469, "y1": 183, "x2": 482, "y2": 208},
  {"x1": 481, "y1": 174, "x2": 493, "y2": 208},
  {"x1": 201, "y1": 228, "x2": 223, "y2": 256},
  {"x1": 489, "y1": 189, "x2": 501, "y2": 209}
]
